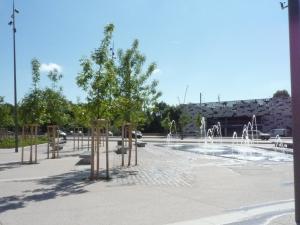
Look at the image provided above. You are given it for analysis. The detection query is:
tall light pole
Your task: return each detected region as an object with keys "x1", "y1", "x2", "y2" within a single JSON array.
[
  {"x1": 8, "y1": 0, "x2": 19, "y2": 153},
  {"x1": 283, "y1": 0, "x2": 300, "y2": 223}
]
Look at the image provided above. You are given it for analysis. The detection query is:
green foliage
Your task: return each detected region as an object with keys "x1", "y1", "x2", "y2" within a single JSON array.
[
  {"x1": 161, "y1": 112, "x2": 171, "y2": 133},
  {"x1": 76, "y1": 23, "x2": 117, "y2": 120},
  {"x1": 19, "y1": 58, "x2": 70, "y2": 127},
  {"x1": 273, "y1": 90, "x2": 290, "y2": 98},
  {"x1": 142, "y1": 102, "x2": 168, "y2": 133},
  {"x1": 48, "y1": 69, "x2": 63, "y2": 90},
  {"x1": 178, "y1": 110, "x2": 191, "y2": 133},
  {"x1": 19, "y1": 89, "x2": 46, "y2": 125},
  {"x1": 19, "y1": 59, "x2": 44, "y2": 125},
  {"x1": 143, "y1": 102, "x2": 181, "y2": 134},
  {"x1": 43, "y1": 88, "x2": 70, "y2": 126},
  {"x1": 0, "y1": 97, "x2": 14, "y2": 128},
  {"x1": 31, "y1": 58, "x2": 41, "y2": 90},
  {"x1": 115, "y1": 39, "x2": 161, "y2": 126},
  {"x1": 195, "y1": 113, "x2": 202, "y2": 128},
  {"x1": 70, "y1": 102, "x2": 91, "y2": 127},
  {"x1": 77, "y1": 23, "x2": 161, "y2": 128}
]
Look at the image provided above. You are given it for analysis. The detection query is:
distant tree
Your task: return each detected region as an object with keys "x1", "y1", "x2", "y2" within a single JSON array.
[
  {"x1": 142, "y1": 101, "x2": 168, "y2": 133},
  {"x1": 43, "y1": 88, "x2": 70, "y2": 126},
  {"x1": 0, "y1": 97, "x2": 14, "y2": 128},
  {"x1": 195, "y1": 113, "x2": 202, "y2": 129},
  {"x1": 273, "y1": 90, "x2": 290, "y2": 98},
  {"x1": 19, "y1": 89, "x2": 46, "y2": 125},
  {"x1": 19, "y1": 58, "x2": 71, "y2": 127},
  {"x1": 44, "y1": 68, "x2": 70, "y2": 126},
  {"x1": 161, "y1": 112, "x2": 171, "y2": 133},
  {"x1": 178, "y1": 110, "x2": 191, "y2": 138}
]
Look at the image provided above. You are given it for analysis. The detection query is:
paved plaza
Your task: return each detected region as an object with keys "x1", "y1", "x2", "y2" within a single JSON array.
[{"x1": 0, "y1": 137, "x2": 296, "y2": 225}]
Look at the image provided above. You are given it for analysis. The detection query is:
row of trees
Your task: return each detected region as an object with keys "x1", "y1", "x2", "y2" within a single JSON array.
[
  {"x1": 1, "y1": 24, "x2": 162, "y2": 132},
  {"x1": 0, "y1": 95, "x2": 193, "y2": 135}
]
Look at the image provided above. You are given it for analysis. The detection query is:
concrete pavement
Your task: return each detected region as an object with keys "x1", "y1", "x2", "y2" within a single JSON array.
[{"x1": 0, "y1": 139, "x2": 295, "y2": 225}]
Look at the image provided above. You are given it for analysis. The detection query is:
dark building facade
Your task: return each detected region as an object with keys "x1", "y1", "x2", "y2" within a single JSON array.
[{"x1": 182, "y1": 97, "x2": 292, "y2": 136}]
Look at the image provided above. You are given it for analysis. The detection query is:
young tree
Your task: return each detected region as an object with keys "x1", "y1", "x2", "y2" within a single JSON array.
[
  {"x1": 44, "y1": 68, "x2": 70, "y2": 126},
  {"x1": 31, "y1": 58, "x2": 41, "y2": 90},
  {"x1": 76, "y1": 24, "x2": 117, "y2": 121},
  {"x1": 19, "y1": 58, "x2": 70, "y2": 127},
  {"x1": 115, "y1": 39, "x2": 161, "y2": 126},
  {"x1": 19, "y1": 58, "x2": 46, "y2": 125}
]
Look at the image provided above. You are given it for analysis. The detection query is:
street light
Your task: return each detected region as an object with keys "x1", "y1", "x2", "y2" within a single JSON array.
[
  {"x1": 285, "y1": 0, "x2": 300, "y2": 223},
  {"x1": 280, "y1": 1, "x2": 289, "y2": 9},
  {"x1": 8, "y1": 0, "x2": 19, "y2": 153}
]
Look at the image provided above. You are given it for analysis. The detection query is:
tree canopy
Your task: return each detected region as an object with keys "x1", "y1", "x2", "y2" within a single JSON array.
[
  {"x1": 0, "y1": 97, "x2": 14, "y2": 128},
  {"x1": 77, "y1": 23, "x2": 161, "y2": 127},
  {"x1": 19, "y1": 58, "x2": 70, "y2": 127},
  {"x1": 273, "y1": 90, "x2": 290, "y2": 98},
  {"x1": 115, "y1": 39, "x2": 161, "y2": 126},
  {"x1": 76, "y1": 24, "x2": 117, "y2": 120}
]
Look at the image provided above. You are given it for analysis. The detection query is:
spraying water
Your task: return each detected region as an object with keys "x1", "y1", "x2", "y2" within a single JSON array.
[
  {"x1": 232, "y1": 131, "x2": 238, "y2": 144},
  {"x1": 206, "y1": 122, "x2": 222, "y2": 144},
  {"x1": 166, "y1": 120, "x2": 178, "y2": 145},
  {"x1": 241, "y1": 115, "x2": 258, "y2": 144},
  {"x1": 200, "y1": 117, "x2": 207, "y2": 144}
]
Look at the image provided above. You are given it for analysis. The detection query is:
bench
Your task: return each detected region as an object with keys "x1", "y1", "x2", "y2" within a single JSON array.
[{"x1": 136, "y1": 142, "x2": 146, "y2": 147}]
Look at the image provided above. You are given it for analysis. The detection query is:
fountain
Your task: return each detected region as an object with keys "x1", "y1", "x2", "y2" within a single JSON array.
[
  {"x1": 241, "y1": 124, "x2": 250, "y2": 144},
  {"x1": 240, "y1": 115, "x2": 258, "y2": 144},
  {"x1": 160, "y1": 114, "x2": 292, "y2": 162},
  {"x1": 232, "y1": 131, "x2": 238, "y2": 144},
  {"x1": 275, "y1": 135, "x2": 284, "y2": 148},
  {"x1": 166, "y1": 120, "x2": 179, "y2": 146},
  {"x1": 251, "y1": 115, "x2": 258, "y2": 142},
  {"x1": 205, "y1": 121, "x2": 222, "y2": 144},
  {"x1": 200, "y1": 117, "x2": 207, "y2": 144},
  {"x1": 274, "y1": 134, "x2": 288, "y2": 154}
]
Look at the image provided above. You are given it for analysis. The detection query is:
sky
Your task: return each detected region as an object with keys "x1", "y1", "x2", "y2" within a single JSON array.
[{"x1": 0, "y1": 0, "x2": 291, "y2": 105}]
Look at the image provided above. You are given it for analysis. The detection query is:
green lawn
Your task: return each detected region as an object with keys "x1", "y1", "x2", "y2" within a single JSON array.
[{"x1": 0, "y1": 136, "x2": 48, "y2": 148}]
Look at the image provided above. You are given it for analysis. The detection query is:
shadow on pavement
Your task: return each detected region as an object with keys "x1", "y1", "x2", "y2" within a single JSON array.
[
  {"x1": 0, "y1": 162, "x2": 21, "y2": 172},
  {"x1": 0, "y1": 170, "x2": 91, "y2": 214}
]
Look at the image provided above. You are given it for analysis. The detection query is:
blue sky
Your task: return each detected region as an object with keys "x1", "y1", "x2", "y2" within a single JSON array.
[{"x1": 0, "y1": 0, "x2": 290, "y2": 105}]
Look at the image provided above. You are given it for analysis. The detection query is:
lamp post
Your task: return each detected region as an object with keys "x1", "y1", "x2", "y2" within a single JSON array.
[
  {"x1": 8, "y1": 0, "x2": 19, "y2": 153},
  {"x1": 282, "y1": 0, "x2": 300, "y2": 223}
]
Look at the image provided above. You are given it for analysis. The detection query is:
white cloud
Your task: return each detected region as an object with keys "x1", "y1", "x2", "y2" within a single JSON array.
[
  {"x1": 40, "y1": 63, "x2": 62, "y2": 73},
  {"x1": 153, "y1": 68, "x2": 161, "y2": 75}
]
